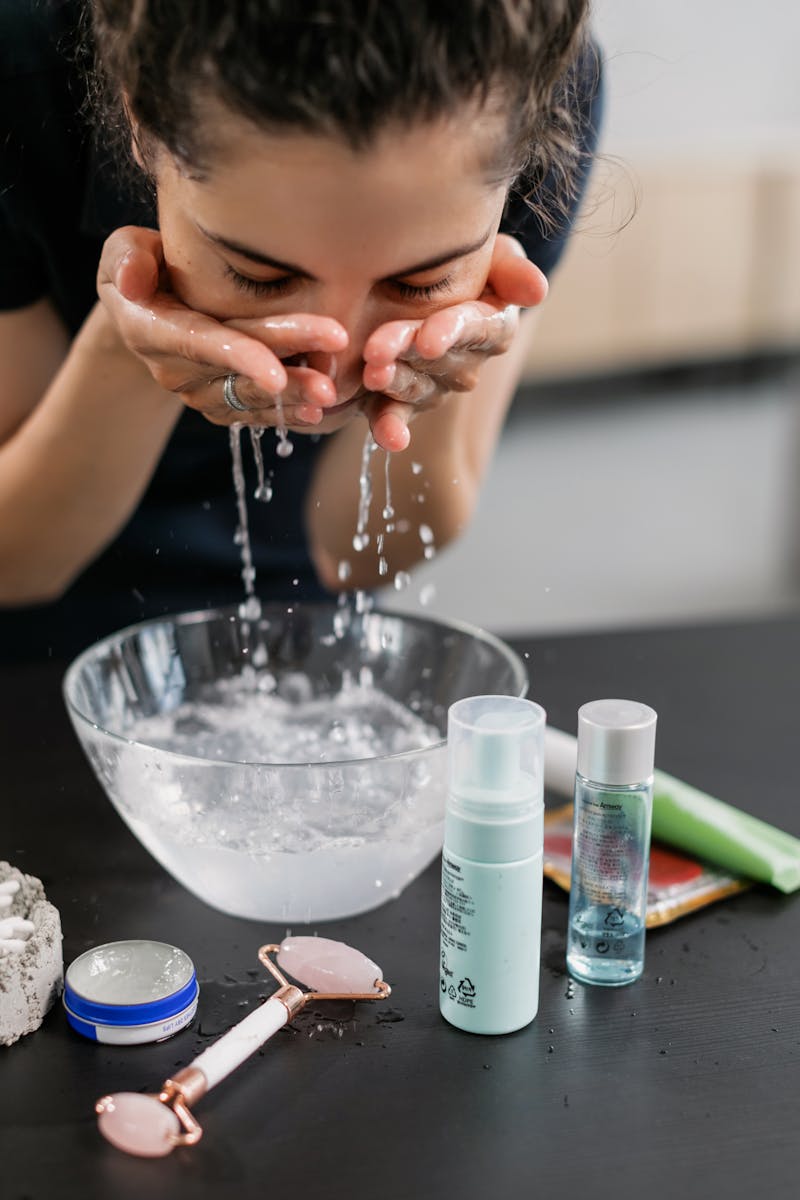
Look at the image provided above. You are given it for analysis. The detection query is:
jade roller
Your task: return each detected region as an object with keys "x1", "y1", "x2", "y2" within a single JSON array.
[{"x1": 95, "y1": 936, "x2": 390, "y2": 1157}]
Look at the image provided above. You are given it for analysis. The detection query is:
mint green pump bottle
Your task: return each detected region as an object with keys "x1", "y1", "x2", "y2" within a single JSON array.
[{"x1": 439, "y1": 696, "x2": 545, "y2": 1035}]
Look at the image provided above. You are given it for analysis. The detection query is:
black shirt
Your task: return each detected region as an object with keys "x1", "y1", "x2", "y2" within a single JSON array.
[{"x1": 0, "y1": 0, "x2": 602, "y2": 661}]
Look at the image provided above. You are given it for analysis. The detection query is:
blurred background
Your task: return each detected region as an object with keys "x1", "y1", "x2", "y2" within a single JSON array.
[{"x1": 381, "y1": 0, "x2": 800, "y2": 634}]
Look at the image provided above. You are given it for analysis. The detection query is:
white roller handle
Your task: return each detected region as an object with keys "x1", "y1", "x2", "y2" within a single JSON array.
[
  {"x1": 544, "y1": 726, "x2": 579, "y2": 799},
  {"x1": 189, "y1": 995, "x2": 288, "y2": 1091}
]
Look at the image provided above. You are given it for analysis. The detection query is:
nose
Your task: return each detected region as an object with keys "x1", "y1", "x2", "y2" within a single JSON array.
[{"x1": 313, "y1": 293, "x2": 378, "y2": 402}]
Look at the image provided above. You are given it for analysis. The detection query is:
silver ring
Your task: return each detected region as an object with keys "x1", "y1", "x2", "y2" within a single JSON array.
[{"x1": 223, "y1": 373, "x2": 249, "y2": 412}]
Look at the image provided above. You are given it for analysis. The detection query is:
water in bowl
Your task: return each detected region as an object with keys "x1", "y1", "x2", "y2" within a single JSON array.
[{"x1": 104, "y1": 669, "x2": 444, "y2": 922}]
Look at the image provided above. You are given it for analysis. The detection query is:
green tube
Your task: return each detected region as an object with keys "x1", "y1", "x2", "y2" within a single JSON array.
[{"x1": 652, "y1": 770, "x2": 800, "y2": 893}]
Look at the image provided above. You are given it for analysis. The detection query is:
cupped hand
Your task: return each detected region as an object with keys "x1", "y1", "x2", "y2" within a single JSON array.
[
  {"x1": 97, "y1": 227, "x2": 347, "y2": 428},
  {"x1": 361, "y1": 234, "x2": 548, "y2": 451}
]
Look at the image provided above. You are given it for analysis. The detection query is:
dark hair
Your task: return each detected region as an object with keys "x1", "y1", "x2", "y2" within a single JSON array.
[{"x1": 88, "y1": 1, "x2": 593, "y2": 225}]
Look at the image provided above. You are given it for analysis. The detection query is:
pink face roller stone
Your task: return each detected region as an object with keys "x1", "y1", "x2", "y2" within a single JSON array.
[
  {"x1": 276, "y1": 936, "x2": 382, "y2": 993},
  {"x1": 95, "y1": 937, "x2": 387, "y2": 1157},
  {"x1": 96, "y1": 1092, "x2": 180, "y2": 1157}
]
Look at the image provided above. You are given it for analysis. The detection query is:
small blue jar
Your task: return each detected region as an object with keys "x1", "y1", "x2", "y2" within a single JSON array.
[{"x1": 64, "y1": 939, "x2": 198, "y2": 1045}]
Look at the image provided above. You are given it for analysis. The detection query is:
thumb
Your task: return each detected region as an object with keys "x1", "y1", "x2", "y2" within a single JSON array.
[
  {"x1": 365, "y1": 396, "x2": 412, "y2": 453},
  {"x1": 105, "y1": 226, "x2": 164, "y2": 304},
  {"x1": 488, "y1": 234, "x2": 548, "y2": 308}
]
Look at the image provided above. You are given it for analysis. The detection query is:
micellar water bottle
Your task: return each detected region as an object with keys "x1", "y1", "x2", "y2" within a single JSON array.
[{"x1": 566, "y1": 699, "x2": 658, "y2": 987}]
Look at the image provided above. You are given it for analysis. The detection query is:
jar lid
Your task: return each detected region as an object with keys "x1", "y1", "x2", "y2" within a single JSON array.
[{"x1": 64, "y1": 939, "x2": 198, "y2": 1045}]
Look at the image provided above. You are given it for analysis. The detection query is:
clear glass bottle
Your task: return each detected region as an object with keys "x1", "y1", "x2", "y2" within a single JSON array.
[{"x1": 566, "y1": 699, "x2": 657, "y2": 987}]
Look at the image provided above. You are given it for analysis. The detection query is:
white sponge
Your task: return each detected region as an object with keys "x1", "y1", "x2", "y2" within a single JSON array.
[{"x1": 0, "y1": 862, "x2": 63, "y2": 1047}]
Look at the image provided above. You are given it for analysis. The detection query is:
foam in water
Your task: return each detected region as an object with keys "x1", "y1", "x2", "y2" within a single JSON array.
[
  {"x1": 129, "y1": 671, "x2": 439, "y2": 766},
  {"x1": 107, "y1": 671, "x2": 444, "y2": 921}
]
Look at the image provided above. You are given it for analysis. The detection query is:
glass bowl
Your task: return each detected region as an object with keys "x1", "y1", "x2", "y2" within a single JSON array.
[{"x1": 63, "y1": 604, "x2": 527, "y2": 922}]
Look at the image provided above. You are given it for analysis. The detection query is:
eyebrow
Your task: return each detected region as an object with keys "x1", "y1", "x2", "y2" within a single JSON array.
[{"x1": 198, "y1": 223, "x2": 493, "y2": 280}]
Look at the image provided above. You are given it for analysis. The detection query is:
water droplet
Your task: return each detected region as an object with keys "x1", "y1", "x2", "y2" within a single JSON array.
[
  {"x1": 419, "y1": 524, "x2": 434, "y2": 544},
  {"x1": 337, "y1": 560, "x2": 352, "y2": 582},
  {"x1": 419, "y1": 584, "x2": 436, "y2": 607},
  {"x1": 254, "y1": 484, "x2": 273, "y2": 502},
  {"x1": 352, "y1": 533, "x2": 369, "y2": 552},
  {"x1": 382, "y1": 505, "x2": 394, "y2": 521},
  {"x1": 411, "y1": 462, "x2": 422, "y2": 475},
  {"x1": 423, "y1": 545, "x2": 436, "y2": 560},
  {"x1": 393, "y1": 571, "x2": 411, "y2": 591},
  {"x1": 378, "y1": 556, "x2": 388, "y2": 576},
  {"x1": 276, "y1": 434, "x2": 293, "y2": 457}
]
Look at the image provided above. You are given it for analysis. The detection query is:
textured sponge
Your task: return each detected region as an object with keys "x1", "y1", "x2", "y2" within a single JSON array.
[{"x1": 0, "y1": 862, "x2": 63, "y2": 1047}]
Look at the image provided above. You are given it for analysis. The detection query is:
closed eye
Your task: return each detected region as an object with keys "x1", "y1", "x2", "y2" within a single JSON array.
[
  {"x1": 225, "y1": 263, "x2": 454, "y2": 302},
  {"x1": 224, "y1": 264, "x2": 296, "y2": 295},
  {"x1": 392, "y1": 277, "x2": 453, "y2": 301}
]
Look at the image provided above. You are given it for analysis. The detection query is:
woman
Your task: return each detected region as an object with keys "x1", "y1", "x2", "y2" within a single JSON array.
[{"x1": 0, "y1": 0, "x2": 601, "y2": 660}]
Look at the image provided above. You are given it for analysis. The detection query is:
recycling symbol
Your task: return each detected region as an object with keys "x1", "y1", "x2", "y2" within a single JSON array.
[
  {"x1": 604, "y1": 907, "x2": 625, "y2": 928},
  {"x1": 448, "y1": 985, "x2": 457, "y2": 1000},
  {"x1": 458, "y1": 978, "x2": 476, "y2": 999}
]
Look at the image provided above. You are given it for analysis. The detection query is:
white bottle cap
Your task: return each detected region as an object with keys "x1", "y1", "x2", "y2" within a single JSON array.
[
  {"x1": 576, "y1": 699, "x2": 657, "y2": 786},
  {"x1": 448, "y1": 695, "x2": 545, "y2": 814}
]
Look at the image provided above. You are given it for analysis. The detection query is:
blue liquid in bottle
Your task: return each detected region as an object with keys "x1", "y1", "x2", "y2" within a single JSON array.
[{"x1": 566, "y1": 701, "x2": 656, "y2": 988}]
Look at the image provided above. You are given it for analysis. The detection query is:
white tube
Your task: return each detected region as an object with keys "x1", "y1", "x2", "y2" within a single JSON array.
[
  {"x1": 189, "y1": 995, "x2": 288, "y2": 1091},
  {"x1": 544, "y1": 726, "x2": 579, "y2": 798}
]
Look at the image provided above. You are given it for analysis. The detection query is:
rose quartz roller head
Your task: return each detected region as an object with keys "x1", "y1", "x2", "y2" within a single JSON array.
[{"x1": 96, "y1": 937, "x2": 389, "y2": 1157}]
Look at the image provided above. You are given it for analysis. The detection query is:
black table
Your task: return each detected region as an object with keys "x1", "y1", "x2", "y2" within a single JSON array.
[{"x1": 3, "y1": 617, "x2": 800, "y2": 1200}]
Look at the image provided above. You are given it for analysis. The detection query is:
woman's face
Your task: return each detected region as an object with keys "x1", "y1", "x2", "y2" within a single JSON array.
[{"x1": 153, "y1": 103, "x2": 510, "y2": 408}]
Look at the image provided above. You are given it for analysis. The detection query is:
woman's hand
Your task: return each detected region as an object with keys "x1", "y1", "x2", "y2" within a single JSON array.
[
  {"x1": 97, "y1": 227, "x2": 347, "y2": 428},
  {"x1": 361, "y1": 234, "x2": 548, "y2": 451}
]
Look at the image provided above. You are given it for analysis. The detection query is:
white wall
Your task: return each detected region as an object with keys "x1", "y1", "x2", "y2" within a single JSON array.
[
  {"x1": 378, "y1": 5, "x2": 800, "y2": 635},
  {"x1": 592, "y1": 0, "x2": 800, "y2": 158}
]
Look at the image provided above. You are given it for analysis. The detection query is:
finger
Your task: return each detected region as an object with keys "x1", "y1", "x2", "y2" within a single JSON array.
[
  {"x1": 283, "y1": 364, "x2": 338, "y2": 407},
  {"x1": 488, "y1": 234, "x2": 548, "y2": 307},
  {"x1": 191, "y1": 375, "x2": 324, "y2": 428},
  {"x1": 128, "y1": 296, "x2": 290, "y2": 393},
  {"x1": 364, "y1": 395, "x2": 412, "y2": 453},
  {"x1": 377, "y1": 360, "x2": 441, "y2": 406},
  {"x1": 98, "y1": 226, "x2": 163, "y2": 302},
  {"x1": 362, "y1": 319, "x2": 421, "y2": 367},
  {"x1": 413, "y1": 300, "x2": 511, "y2": 360},
  {"x1": 226, "y1": 314, "x2": 348, "y2": 358},
  {"x1": 362, "y1": 361, "x2": 396, "y2": 393}
]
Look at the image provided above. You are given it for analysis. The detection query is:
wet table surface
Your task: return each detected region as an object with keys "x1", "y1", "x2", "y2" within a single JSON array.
[{"x1": 3, "y1": 616, "x2": 800, "y2": 1200}]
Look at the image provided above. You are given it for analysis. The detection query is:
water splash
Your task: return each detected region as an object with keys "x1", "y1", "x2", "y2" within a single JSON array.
[
  {"x1": 273, "y1": 394, "x2": 293, "y2": 457},
  {"x1": 229, "y1": 424, "x2": 256, "y2": 604},
  {"x1": 249, "y1": 427, "x2": 273, "y2": 502},
  {"x1": 353, "y1": 432, "x2": 377, "y2": 553}
]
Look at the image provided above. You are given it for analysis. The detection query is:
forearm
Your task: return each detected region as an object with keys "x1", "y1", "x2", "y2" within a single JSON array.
[
  {"x1": 306, "y1": 309, "x2": 538, "y2": 590},
  {"x1": 0, "y1": 303, "x2": 182, "y2": 603}
]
